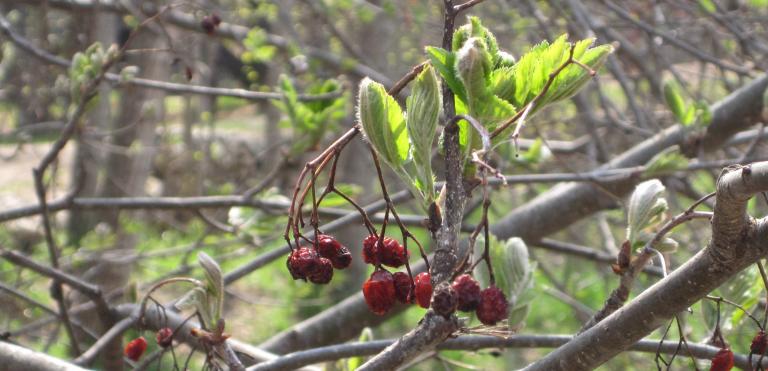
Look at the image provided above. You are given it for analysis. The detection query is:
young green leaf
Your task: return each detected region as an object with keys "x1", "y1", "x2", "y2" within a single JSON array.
[
  {"x1": 644, "y1": 148, "x2": 690, "y2": 177},
  {"x1": 426, "y1": 46, "x2": 467, "y2": 103},
  {"x1": 406, "y1": 65, "x2": 441, "y2": 202},
  {"x1": 358, "y1": 78, "x2": 408, "y2": 168},
  {"x1": 663, "y1": 80, "x2": 687, "y2": 123},
  {"x1": 626, "y1": 180, "x2": 668, "y2": 244}
]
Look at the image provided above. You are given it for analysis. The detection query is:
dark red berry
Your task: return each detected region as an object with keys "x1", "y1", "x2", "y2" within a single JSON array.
[
  {"x1": 156, "y1": 328, "x2": 173, "y2": 348},
  {"x1": 362, "y1": 270, "x2": 396, "y2": 315},
  {"x1": 452, "y1": 274, "x2": 481, "y2": 312},
  {"x1": 414, "y1": 272, "x2": 433, "y2": 309},
  {"x1": 476, "y1": 286, "x2": 508, "y2": 326},
  {"x1": 392, "y1": 272, "x2": 413, "y2": 304},
  {"x1": 210, "y1": 13, "x2": 222, "y2": 26},
  {"x1": 710, "y1": 348, "x2": 734, "y2": 371},
  {"x1": 317, "y1": 234, "x2": 351, "y2": 269},
  {"x1": 362, "y1": 235, "x2": 380, "y2": 265},
  {"x1": 308, "y1": 257, "x2": 334, "y2": 284},
  {"x1": 124, "y1": 336, "x2": 147, "y2": 361},
  {"x1": 379, "y1": 237, "x2": 409, "y2": 268},
  {"x1": 287, "y1": 247, "x2": 319, "y2": 280},
  {"x1": 201, "y1": 16, "x2": 216, "y2": 35},
  {"x1": 432, "y1": 284, "x2": 458, "y2": 318},
  {"x1": 330, "y1": 247, "x2": 351, "y2": 269},
  {"x1": 752, "y1": 330, "x2": 767, "y2": 355}
]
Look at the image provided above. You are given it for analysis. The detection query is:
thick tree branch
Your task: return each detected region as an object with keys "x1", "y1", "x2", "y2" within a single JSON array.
[
  {"x1": 0, "y1": 341, "x2": 90, "y2": 371},
  {"x1": 524, "y1": 162, "x2": 768, "y2": 370},
  {"x1": 247, "y1": 335, "x2": 768, "y2": 371}
]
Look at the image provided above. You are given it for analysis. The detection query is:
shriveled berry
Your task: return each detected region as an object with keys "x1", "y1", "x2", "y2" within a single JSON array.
[
  {"x1": 752, "y1": 330, "x2": 767, "y2": 355},
  {"x1": 156, "y1": 328, "x2": 173, "y2": 348},
  {"x1": 413, "y1": 272, "x2": 433, "y2": 309},
  {"x1": 710, "y1": 348, "x2": 734, "y2": 371},
  {"x1": 201, "y1": 16, "x2": 216, "y2": 35},
  {"x1": 392, "y1": 272, "x2": 413, "y2": 304},
  {"x1": 362, "y1": 270, "x2": 396, "y2": 315},
  {"x1": 287, "y1": 247, "x2": 319, "y2": 280},
  {"x1": 452, "y1": 274, "x2": 481, "y2": 312},
  {"x1": 432, "y1": 284, "x2": 458, "y2": 318},
  {"x1": 317, "y1": 234, "x2": 351, "y2": 269},
  {"x1": 330, "y1": 247, "x2": 352, "y2": 269},
  {"x1": 362, "y1": 235, "x2": 380, "y2": 265},
  {"x1": 379, "y1": 237, "x2": 409, "y2": 268},
  {"x1": 124, "y1": 336, "x2": 147, "y2": 361},
  {"x1": 476, "y1": 286, "x2": 508, "y2": 326},
  {"x1": 308, "y1": 257, "x2": 334, "y2": 284}
]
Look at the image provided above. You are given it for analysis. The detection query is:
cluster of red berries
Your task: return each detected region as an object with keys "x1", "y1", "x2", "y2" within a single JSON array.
[
  {"x1": 200, "y1": 13, "x2": 222, "y2": 35},
  {"x1": 362, "y1": 234, "x2": 409, "y2": 267},
  {"x1": 362, "y1": 269, "x2": 508, "y2": 325},
  {"x1": 363, "y1": 270, "x2": 432, "y2": 315},
  {"x1": 452, "y1": 274, "x2": 508, "y2": 325},
  {"x1": 361, "y1": 234, "x2": 425, "y2": 315},
  {"x1": 287, "y1": 234, "x2": 351, "y2": 284}
]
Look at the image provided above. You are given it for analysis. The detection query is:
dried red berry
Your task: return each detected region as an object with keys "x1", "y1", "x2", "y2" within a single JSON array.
[
  {"x1": 710, "y1": 348, "x2": 734, "y2": 371},
  {"x1": 317, "y1": 234, "x2": 351, "y2": 269},
  {"x1": 752, "y1": 330, "x2": 768, "y2": 355},
  {"x1": 330, "y1": 247, "x2": 351, "y2": 269},
  {"x1": 432, "y1": 284, "x2": 458, "y2": 318},
  {"x1": 308, "y1": 257, "x2": 334, "y2": 284},
  {"x1": 392, "y1": 272, "x2": 413, "y2": 304},
  {"x1": 452, "y1": 274, "x2": 481, "y2": 312},
  {"x1": 362, "y1": 270, "x2": 396, "y2": 315},
  {"x1": 201, "y1": 16, "x2": 216, "y2": 35},
  {"x1": 413, "y1": 272, "x2": 433, "y2": 309},
  {"x1": 379, "y1": 237, "x2": 409, "y2": 268},
  {"x1": 124, "y1": 336, "x2": 147, "y2": 361},
  {"x1": 476, "y1": 286, "x2": 509, "y2": 326},
  {"x1": 362, "y1": 235, "x2": 380, "y2": 265},
  {"x1": 287, "y1": 247, "x2": 319, "y2": 280},
  {"x1": 156, "y1": 328, "x2": 173, "y2": 348}
]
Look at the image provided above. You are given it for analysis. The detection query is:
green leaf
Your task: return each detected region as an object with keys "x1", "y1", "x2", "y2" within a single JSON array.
[
  {"x1": 698, "y1": 0, "x2": 717, "y2": 12},
  {"x1": 643, "y1": 148, "x2": 690, "y2": 177},
  {"x1": 406, "y1": 65, "x2": 441, "y2": 202},
  {"x1": 426, "y1": 46, "x2": 467, "y2": 103},
  {"x1": 663, "y1": 80, "x2": 687, "y2": 123},
  {"x1": 358, "y1": 78, "x2": 408, "y2": 167},
  {"x1": 543, "y1": 42, "x2": 613, "y2": 106},
  {"x1": 491, "y1": 66, "x2": 516, "y2": 103}
]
